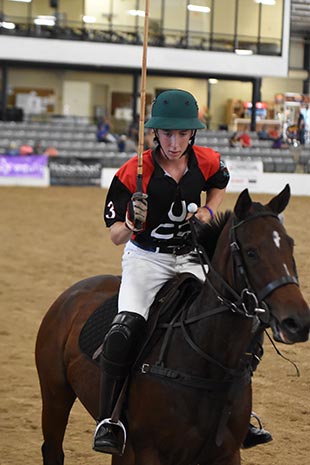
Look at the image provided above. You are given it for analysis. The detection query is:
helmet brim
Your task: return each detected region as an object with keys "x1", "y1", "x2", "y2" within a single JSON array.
[{"x1": 144, "y1": 117, "x2": 205, "y2": 130}]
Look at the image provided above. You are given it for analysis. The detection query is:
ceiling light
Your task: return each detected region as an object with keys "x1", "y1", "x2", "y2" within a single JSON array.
[
  {"x1": 235, "y1": 49, "x2": 254, "y2": 55},
  {"x1": 208, "y1": 78, "x2": 218, "y2": 84},
  {"x1": 187, "y1": 4, "x2": 211, "y2": 13},
  {"x1": 254, "y1": 0, "x2": 276, "y2": 5},
  {"x1": 34, "y1": 16, "x2": 55, "y2": 26},
  {"x1": 0, "y1": 21, "x2": 16, "y2": 29},
  {"x1": 128, "y1": 10, "x2": 145, "y2": 17},
  {"x1": 82, "y1": 16, "x2": 96, "y2": 24},
  {"x1": 9, "y1": 0, "x2": 32, "y2": 3}
]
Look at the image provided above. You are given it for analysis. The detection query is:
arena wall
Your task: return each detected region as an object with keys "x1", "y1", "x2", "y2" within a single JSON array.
[
  {"x1": 100, "y1": 168, "x2": 310, "y2": 196},
  {"x1": 0, "y1": 156, "x2": 309, "y2": 196}
]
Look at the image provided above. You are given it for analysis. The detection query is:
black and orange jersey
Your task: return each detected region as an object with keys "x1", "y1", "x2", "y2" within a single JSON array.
[{"x1": 104, "y1": 145, "x2": 229, "y2": 247}]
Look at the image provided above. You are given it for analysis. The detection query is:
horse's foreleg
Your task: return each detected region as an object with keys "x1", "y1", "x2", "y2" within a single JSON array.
[{"x1": 111, "y1": 440, "x2": 135, "y2": 465}]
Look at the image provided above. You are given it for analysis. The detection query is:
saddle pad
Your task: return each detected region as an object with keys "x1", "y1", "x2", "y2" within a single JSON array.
[{"x1": 79, "y1": 293, "x2": 118, "y2": 361}]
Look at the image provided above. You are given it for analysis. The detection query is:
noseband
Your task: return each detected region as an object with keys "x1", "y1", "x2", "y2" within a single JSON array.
[{"x1": 230, "y1": 211, "x2": 299, "y2": 311}]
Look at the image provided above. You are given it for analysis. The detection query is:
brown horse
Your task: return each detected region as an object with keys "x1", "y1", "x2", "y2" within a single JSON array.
[{"x1": 35, "y1": 185, "x2": 310, "y2": 465}]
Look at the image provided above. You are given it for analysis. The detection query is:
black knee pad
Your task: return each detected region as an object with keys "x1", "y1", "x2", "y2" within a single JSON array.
[{"x1": 103, "y1": 312, "x2": 146, "y2": 375}]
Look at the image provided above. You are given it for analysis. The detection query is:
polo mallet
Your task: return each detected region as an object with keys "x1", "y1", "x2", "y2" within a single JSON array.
[{"x1": 133, "y1": 0, "x2": 150, "y2": 230}]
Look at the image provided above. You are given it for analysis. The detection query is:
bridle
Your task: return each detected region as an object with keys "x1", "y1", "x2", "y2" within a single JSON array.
[
  {"x1": 189, "y1": 210, "x2": 299, "y2": 322},
  {"x1": 229, "y1": 211, "x2": 299, "y2": 311}
]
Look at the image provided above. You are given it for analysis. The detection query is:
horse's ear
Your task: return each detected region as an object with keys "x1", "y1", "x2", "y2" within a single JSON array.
[
  {"x1": 234, "y1": 189, "x2": 252, "y2": 220},
  {"x1": 266, "y1": 184, "x2": 290, "y2": 214}
]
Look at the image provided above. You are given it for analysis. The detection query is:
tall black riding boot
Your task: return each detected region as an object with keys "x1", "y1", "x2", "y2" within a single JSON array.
[{"x1": 93, "y1": 311, "x2": 146, "y2": 455}]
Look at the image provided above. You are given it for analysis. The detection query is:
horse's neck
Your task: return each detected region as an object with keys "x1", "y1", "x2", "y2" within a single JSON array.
[
  {"x1": 177, "y1": 221, "x2": 253, "y2": 375},
  {"x1": 195, "y1": 285, "x2": 253, "y2": 366},
  {"x1": 211, "y1": 218, "x2": 234, "y2": 289}
]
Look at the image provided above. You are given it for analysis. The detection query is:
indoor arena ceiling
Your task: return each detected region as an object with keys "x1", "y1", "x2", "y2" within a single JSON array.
[{"x1": 290, "y1": 0, "x2": 310, "y2": 37}]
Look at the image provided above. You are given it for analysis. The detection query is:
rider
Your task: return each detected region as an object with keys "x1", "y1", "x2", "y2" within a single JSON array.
[{"x1": 93, "y1": 89, "x2": 271, "y2": 455}]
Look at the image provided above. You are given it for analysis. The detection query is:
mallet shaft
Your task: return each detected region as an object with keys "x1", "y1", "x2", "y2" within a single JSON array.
[{"x1": 136, "y1": 0, "x2": 150, "y2": 193}]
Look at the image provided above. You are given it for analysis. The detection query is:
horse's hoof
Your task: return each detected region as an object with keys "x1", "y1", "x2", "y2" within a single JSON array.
[{"x1": 242, "y1": 423, "x2": 273, "y2": 449}]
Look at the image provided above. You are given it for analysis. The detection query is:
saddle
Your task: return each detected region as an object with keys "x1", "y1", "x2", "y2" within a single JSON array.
[{"x1": 79, "y1": 272, "x2": 202, "y2": 362}]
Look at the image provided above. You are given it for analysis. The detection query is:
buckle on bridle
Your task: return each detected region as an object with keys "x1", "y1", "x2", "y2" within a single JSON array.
[
  {"x1": 241, "y1": 289, "x2": 266, "y2": 317},
  {"x1": 141, "y1": 363, "x2": 150, "y2": 374},
  {"x1": 230, "y1": 241, "x2": 240, "y2": 253}
]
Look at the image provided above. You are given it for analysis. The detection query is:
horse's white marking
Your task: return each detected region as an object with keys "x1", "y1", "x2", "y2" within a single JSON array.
[
  {"x1": 273, "y1": 231, "x2": 281, "y2": 248},
  {"x1": 283, "y1": 264, "x2": 290, "y2": 276}
]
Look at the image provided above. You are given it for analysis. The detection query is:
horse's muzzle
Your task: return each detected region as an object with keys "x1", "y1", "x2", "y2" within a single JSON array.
[{"x1": 270, "y1": 314, "x2": 310, "y2": 344}]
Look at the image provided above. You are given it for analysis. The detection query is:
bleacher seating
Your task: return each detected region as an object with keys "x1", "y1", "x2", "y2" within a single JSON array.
[
  {"x1": 0, "y1": 119, "x2": 123, "y2": 159},
  {"x1": 298, "y1": 148, "x2": 310, "y2": 172},
  {"x1": 0, "y1": 121, "x2": 307, "y2": 172}
]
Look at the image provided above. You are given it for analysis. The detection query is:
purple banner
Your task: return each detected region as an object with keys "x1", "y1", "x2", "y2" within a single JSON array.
[{"x1": 0, "y1": 155, "x2": 48, "y2": 178}]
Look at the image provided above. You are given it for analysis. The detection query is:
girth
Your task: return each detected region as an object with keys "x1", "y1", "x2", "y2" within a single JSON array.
[{"x1": 139, "y1": 361, "x2": 251, "y2": 393}]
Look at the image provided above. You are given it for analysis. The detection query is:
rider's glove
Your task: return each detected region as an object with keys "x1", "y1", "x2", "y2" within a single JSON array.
[{"x1": 125, "y1": 192, "x2": 148, "y2": 232}]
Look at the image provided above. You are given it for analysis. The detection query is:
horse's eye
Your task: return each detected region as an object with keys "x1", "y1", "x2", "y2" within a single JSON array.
[{"x1": 246, "y1": 249, "x2": 257, "y2": 260}]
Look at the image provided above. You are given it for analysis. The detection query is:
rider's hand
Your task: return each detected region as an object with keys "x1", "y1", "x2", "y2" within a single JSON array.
[
  {"x1": 186, "y1": 204, "x2": 214, "y2": 224},
  {"x1": 125, "y1": 192, "x2": 148, "y2": 232}
]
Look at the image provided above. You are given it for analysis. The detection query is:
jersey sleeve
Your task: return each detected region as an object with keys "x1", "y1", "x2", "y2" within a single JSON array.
[
  {"x1": 205, "y1": 159, "x2": 230, "y2": 190},
  {"x1": 104, "y1": 175, "x2": 132, "y2": 227},
  {"x1": 103, "y1": 150, "x2": 154, "y2": 228}
]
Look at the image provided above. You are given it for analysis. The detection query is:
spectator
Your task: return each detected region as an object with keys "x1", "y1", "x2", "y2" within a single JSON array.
[
  {"x1": 229, "y1": 132, "x2": 241, "y2": 147},
  {"x1": 229, "y1": 129, "x2": 252, "y2": 147},
  {"x1": 272, "y1": 135, "x2": 289, "y2": 149},
  {"x1": 117, "y1": 135, "x2": 127, "y2": 153},
  {"x1": 297, "y1": 110, "x2": 306, "y2": 145},
  {"x1": 268, "y1": 126, "x2": 281, "y2": 140},
  {"x1": 44, "y1": 146, "x2": 59, "y2": 157},
  {"x1": 96, "y1": 116, "x2": 117, "y2": 143},
  {"x1": 19, "y1": 144, "x2": 33, "y2": 156},
  {"x1": 238, "y1": 128, "x2": 252, "y2": 147},
  {"x1": 229, "y1": 129, "x2": 252, "y2": 148},
  {"x1": 5, "y1": 142, "x2": 19, "y2": 156},
  {"x1": 257, "y1": 125, "x2": 270, "y2": 140},
  {"x1": 33, "y1": 140, "x2": 44, "y2": 155}
]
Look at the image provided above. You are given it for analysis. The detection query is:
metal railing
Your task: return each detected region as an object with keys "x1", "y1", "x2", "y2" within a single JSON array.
[{"x1": 0, "y1": 15, "x2": 282, "y2": 56}]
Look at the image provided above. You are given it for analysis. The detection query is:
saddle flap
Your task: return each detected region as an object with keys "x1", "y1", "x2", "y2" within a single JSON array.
[{"x1": 149, "y1": 272, "x2": 202, "y2": 323}]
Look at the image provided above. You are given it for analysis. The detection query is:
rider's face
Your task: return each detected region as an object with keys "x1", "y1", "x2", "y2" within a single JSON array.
[{"x1": 157, "y1": 129, "x2": 193, "y2": 160}]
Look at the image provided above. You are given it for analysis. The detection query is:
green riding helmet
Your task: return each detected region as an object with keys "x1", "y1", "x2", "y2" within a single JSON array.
[{"x1": 144, "y1": 89, "x2": 205, "y2": 130}]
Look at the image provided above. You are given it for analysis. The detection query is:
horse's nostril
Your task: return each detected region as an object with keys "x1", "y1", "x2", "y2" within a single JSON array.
[{"x1": 282, "y1": 317, "x2": 300, "y2": 334}]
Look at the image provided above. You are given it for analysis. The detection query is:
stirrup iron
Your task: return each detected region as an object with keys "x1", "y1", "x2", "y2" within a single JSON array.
[{"x1": 93, "y1": 418, "x2": 127, "y2": 455}]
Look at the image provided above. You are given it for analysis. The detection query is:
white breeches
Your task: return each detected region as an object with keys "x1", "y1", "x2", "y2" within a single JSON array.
[{"x1": 118, "y1": 241, "x2": 208, "y2": 320}]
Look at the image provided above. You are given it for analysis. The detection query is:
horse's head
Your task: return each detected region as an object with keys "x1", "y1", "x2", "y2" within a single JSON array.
[{"x1": 231, "y1": 184, "x2": 310, "y2": 344}]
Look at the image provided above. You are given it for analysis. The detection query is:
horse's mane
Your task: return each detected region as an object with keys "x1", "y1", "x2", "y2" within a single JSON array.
[
  {"x1": 196, "y1": 201, "x2": 268, "y2": 259},
  {"x1": 196, "y1": 210, "x2": 232, "y2": 260}
]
